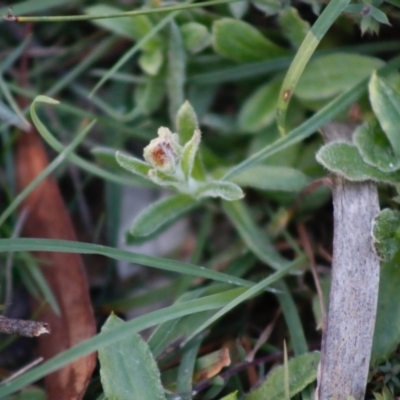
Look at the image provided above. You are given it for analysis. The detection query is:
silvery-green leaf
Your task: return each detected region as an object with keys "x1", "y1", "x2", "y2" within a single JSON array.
[
  {"x1": 354, "y1": 119, "x2": 400, "y2": 172},
  {"x1": 181, "y1": 130, "x2": 201, "y2": 180},
  {"x1": 369, "y1": 73, "x2": 400, "y2": 157},
  {"x1": 196, "y1": 180, "x2": 244, "y2": 200},
  {"x1": 278, "y1": 7, "x2": 309, "y2": 49},
  {"x1": 316, "y1": 142, "x2": 400, "y2": 183},
  {"x1": 181, "y1": 22, "x2": 211, "y2": 54},
  {"x1": 130, "y1": 194, "x2": 198, "y2": 237},
  {"x1": 99, "y1": 314, "x2": 166, "y2": 400},
  {"x1": 176, "y1": 100, "x2": 199, "y2": 143},
  {"x1": 139, "y1": 48, "x2": 163, "y2": 76},
  {"x1": 116, "y1": 151, "x2": 151, "y2": 179}
]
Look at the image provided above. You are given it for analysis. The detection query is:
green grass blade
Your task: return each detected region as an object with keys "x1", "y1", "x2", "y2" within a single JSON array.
[
  {"x1": 276, "y1": 0, "x2": 351, "y2": 135},
  {"x1": 222, "y1": 200, "x2": 289, "y2": 270},
  {"x1": 29, "y1": 95, "x2": 144, "y2": 186},
  {"x1": 0, "y1": 120, "x2": 96, "y2": 228},
  {"x1": 0, "y1": 288, "x2": 244, "y2": 398},
  {"x1": 182, "y1": 260, "x2": 299, "y2": 345},
  {"x1": 0, "y1": 238, "x2": 254, "y2": 288},
  {"x1": 223, "y1": 55, "x2": 400, "y2": 180}
]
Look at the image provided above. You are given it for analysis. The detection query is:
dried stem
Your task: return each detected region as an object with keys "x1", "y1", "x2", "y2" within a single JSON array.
[
  {"x1": 316, "y1": 123, "x2": 380, "y2": 400},
  {"x1": 0, "y1": 316, "x2": 50, "y2": 337}
]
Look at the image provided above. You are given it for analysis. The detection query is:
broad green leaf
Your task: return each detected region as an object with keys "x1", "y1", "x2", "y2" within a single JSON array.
[
  {"x1": 85, "y1": 5, "x2": 161, "y2": 51},
  {"x1": 372, "y1": 209, "x2": 400, "y2": 262},
  {"x1": 372, "y1": 254, "x2": 400, "y2": 364},
  {"x1": 196, "y1": 180, "x2": 244, "y2": 200},
  {"x1": 167, "y1": 21, "x2": 186, "y2": 124},
  {"x1": 278, "y1": 7, "x2": 310, "y2": 49},
  {"x1": 115, "y1": 151, "x2": 152, "y2": 179},
  {"x1": 99, "y1": 314, "x2": 166, "y2": 400},
  {"x1": 238, "y1": 79, "x2": 282, "y2": 132},
  {"x1": 222, "y1": 200, "x2": 288, "y2": 270},
  {"x1": 244, "y1": 352, "x2": 320, "y2": 400},
  {"x1": 232, "y1": 165, "x2": 311, "y2": 192},
  {"x1": 296, "y1": 54, "x2": 384, "y2": 101},
  {"x1": 316, "y1": 142, "x2": 400, "y2": 183},
  {"x1": 130, "y1": 194, "x2": 199, "y2": 237},
  {"x1": 369, "y1": 73, "x2": 400, "y2": 157},
  {"x1": 354, "y1": 119, "x2": 400, "y2": 172},
  {"x1": 212, "y1": 18, "x2": 288, "y2": 63},
  {"x1": 181, "y1": 22, "x2": 211, "y2": 53}
]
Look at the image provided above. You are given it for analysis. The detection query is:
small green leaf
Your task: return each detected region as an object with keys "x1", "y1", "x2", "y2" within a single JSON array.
[
  {"x1": 219, "y1": 391, "x2": 238, "y2": 400},
  {"x1": 296, "y1": 53, "x2": 384, "y2": 101},
  {"x1": 354, "y1": 119, "x2": 400, "y2": 172},
  {"x1": 139, "y1": 48, "x2": 163, "y2": 76},
  {"x1": 135, "y1": 76, "x2": 166, "y2": 114},
  {"x1": 99, "y1": 314, "x2": 166, "y2": 400},
  {"x1": 238, "y1": 79, "x2": 282, "y2": 133},
  {"x1": 212, "y1": 18, "x2": 288, "y2": 63},
  {"x1": 372, "y1": 209, "x2": 400, "y2": 262},
  {"x1": 245, "y1": 352, "x2": 320, "y2": 400},
  {"x1": 181, "y1": 130, "x2": 201, "y2": 180},
  {"x1": 196, "y1": 180, "x2": 244, "y2": 200},
  {"x1": 370, "y1": 6, "x2": 390, "y2": 25},
  {"x1": 85, "y1": 5, "x2": 161, "y2": 51},
  {"x1": 181, "y1": 22, "x2": 211, "y2": 54},
  {"x1": 115, "y1": 151, "x2": 152, "y2": 179},
  {"x1": 176, "y1": 100, "x2": 199, "y2": 144},
  {"x1": 278, "y1": 7, "x2": 310, "y2": 49},
  {"x1": 232, "y1": 165, "x2": 311, "y2": 192},
  {"x1": 372, "y1": 253, "x2": 400, "y2": 364},
  {"x1": 316, "y1": 142, "x2": 400, "y2": 183},
  {"x1": 130, "y1": 194, "x2": 198, "y2": 237},
  {"x1": 369, "y1": 73, "x2": 400, "y2": 157}
]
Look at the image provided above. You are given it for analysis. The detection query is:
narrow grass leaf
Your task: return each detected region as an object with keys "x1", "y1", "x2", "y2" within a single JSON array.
[
  {"x1": 276, "y1": 0, "x2": 350, "y2": 134},
  {"x1": 182, "y1": 259, "x2": 299, "y2": 345},
  {"x1": 99, "y1": 314, "x2": 166, "y2": 400},
  {"x1": 30, "y1": 95, "x2": 141, "y2": 186},
  {"x1": 0, "y1": 238, "x2": 254, "y2": 288},
  {"x1": 222, "y1": 200, "x2": 288, "y2": 270},
  {"x1": 223, "y1": 55, "x2": 400, "y2": 180},
  {"x1": 0, "y1": 120, "x2": 95, "y2": 228},
  {"x1": 0, "y1": 289, "x2": 245, "y2": 398}
]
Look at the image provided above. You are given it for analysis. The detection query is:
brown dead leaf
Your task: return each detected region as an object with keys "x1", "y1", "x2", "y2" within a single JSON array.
[{"x1": 15, "y1": 126, "x2": 96, "y2": 400}]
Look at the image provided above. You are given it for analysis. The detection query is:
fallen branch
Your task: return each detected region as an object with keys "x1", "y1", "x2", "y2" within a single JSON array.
[{"x1": 0, "y1": 315, "x2": 50, "y2": 337}]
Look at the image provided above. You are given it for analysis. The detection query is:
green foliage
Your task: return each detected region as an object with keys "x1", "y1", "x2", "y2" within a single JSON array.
[
  {"x1": 1, "y1": 0, "x2": 400, "y2": 398},
  {"x1": 99, "y1": 314, "x2": 166, "y2": 400},
  {"x1": 244, "y1": 352, "x2": 320, "y2": 400}
]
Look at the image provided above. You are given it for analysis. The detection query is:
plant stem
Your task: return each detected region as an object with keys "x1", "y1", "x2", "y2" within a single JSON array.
[
  {"x1": 316, "y1": 123, "x2": 380, "y2": 400},
  {"x1": 5, "y1": 0, "x2": 241, "y2": 23}
]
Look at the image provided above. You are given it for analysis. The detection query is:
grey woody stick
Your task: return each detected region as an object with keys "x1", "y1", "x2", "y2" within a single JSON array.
[{"x1": 316, "y1": 123, "x2": 380, "y2": 400}]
